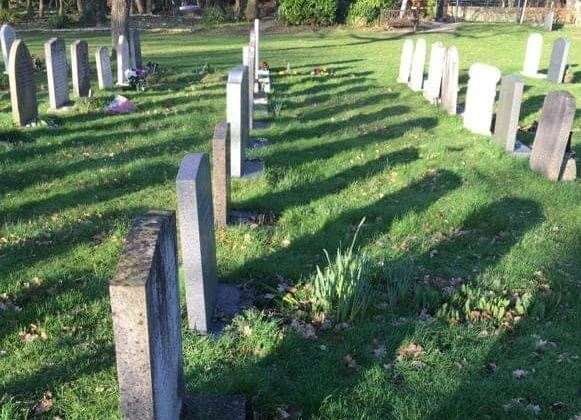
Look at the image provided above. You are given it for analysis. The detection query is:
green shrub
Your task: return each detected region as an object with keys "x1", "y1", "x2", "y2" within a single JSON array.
[
  {"x1": 0, "y1": 9, "x2": 19, "y2": 25},
  {"x1": 201, "y1": 6, "x2": 227, "y2": 25},
  {"x1": 278, "y1": 0, "x2": 337, "y2": 26},
  {"x1": 47, "y1": 14, "x2": 74, "y2": 29},
  {"x1": 347, "y1": 0, "x2": 395, "y2": 26}
]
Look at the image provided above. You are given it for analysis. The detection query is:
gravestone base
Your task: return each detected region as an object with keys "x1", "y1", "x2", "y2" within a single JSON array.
[
  {"x1": 248, "y1": 137, "x2": 269, "y2": 149},
  {"x1": 512, "y1": 141, "x2": 532, "y2": 158},
  {"x1": 183, "y1": 394, "x2": 246, "y2": 420},
  {"x1": 242, "y1": 159, "x2": 264, "y2": 178},
  {"x1": 560, "y1": 155, "x2": 577, "y2": 181}
]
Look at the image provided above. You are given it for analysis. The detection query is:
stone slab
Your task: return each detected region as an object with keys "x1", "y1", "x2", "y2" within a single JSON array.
[
  {"x1": 423, "y1": 42, "x2": 446, "y2": 104},
  {"x1": 96, "y1": 46, "x2": 113, "y2": 89},
  {"x1": 243, "y1": 45, "x2": 255, "y2": 131},
  {"x1": 212, "y1": 122, "x2": 230, "y2": 229},
  {"x1": 117, "y1": 35, "x2": 130, "y2": 86},
  {"x1": 8, "y1": 40, "x2": 37, "y2": 127},
  {"x1": 463, "y1": 63, "x2": 501, "y2": 136},
  {"x1": 45, "y1": 37, "x2": 70, "y2": 110},
  {"x1": 71, "y1": 40, "x2": 90, "y2": 98},
  {"x1": 522, "y1": 33, "x2": 544, "y2": 78},
  {"x1": 227, "y1": 66, "x2": 250, "y2": 178},
  {"x1": 1, "y1": 24, "x2": 16, "y2": 74},
  {"x1": 398, "y1": 39, "x2": 414, "y2": 83},
  {"x1": 441, "y1": 46, "x2": 459, "y2": 115},
  {"x1": 409, "y1": 38, "x2": 426, "y2": 92},
  {"x1": 494, "y1": 74, "x2": 524, "y2": 153},
  {"x1": 547, "y1": 37, "x2": 570, "y2": 83},
  {"x1": 128, "y1": 28, "x2": 143, "y2": 69}
]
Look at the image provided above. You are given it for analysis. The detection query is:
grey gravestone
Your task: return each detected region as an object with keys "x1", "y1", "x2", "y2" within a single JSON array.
[
  {"x1": 243, "y1": 45, "x2": 255, "y2": 130},
  {"x1": 463, "y1": 63, "x2": 501, "y2": 136},
  {"x1": 95, "y1": 46, "x2": 113, "y2": 89},
  {"x1": 547, "y1": 37, "x2": 570, "y2": 83},
  {"x1": 423, "y1": 41, "x2": 446, "y2": 104},
  {"x1": 494, "y1": 75, "x2": 529, "y2": 156},
  {"x1": 441, "y1": 46, "x2": 459, "y2": 115},
  {"x1": 522, "y1": 33, "x2": 544, "y2": 78},
  {"x1": 8, "y1": 40, "x2": 37, "y2": 127},
  {"x1": 117, "y1": 35, "x2": 130, "y2": 86},
  {"x1": 0, "y1": 24, "x2": 16, "y2": 74},
  {"x1": 254, "y1": 19, "x2": 260, "y2": 75},
  {"x1": 176, "y1": 153, "x2": 218, "y2": 333},
  {"x1": 227, "y1": 66, "x2": 249, "y2": 178},
  {"x1": 544, "y1": 10, "x2": 554, "y2": 31},
  {"x1": 530, "y1": 91, "x2": 576, "y2": 181},
  {"x1": 128, "y1": 28, "x2": 143, "y2": 69},
  {"x1": 212, "y1": 122, "x2": 230, "y2": 228},
  {"x1": 397, "y1": 39, "x2": 414, "y2": 83},
  {"x1": 110, "y1": 211, "x2": 184, "y2": 420},
  {"x1": 45, "y1": 37, "x2": 70, "y2": 110},
  {"x1": 409, "y1": 38, "x2": 426, "y2": 92},
  {"x1": 71, "y1": 40, "x2": 90, "y2": 97}
]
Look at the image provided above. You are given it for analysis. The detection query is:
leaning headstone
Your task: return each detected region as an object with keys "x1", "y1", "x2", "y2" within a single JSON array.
[
  {"x1": 397, "y1": 39, "x2": 414, "y2": 83},
  {"x1": 463, "y1": 63, "x2": 501, "y2": 136},
  {"x1": 8, "y1": 40, "x2": 37, "y2": 127},
  {"x1": 110, "y1": 210, "x2": 184, "y2": 420},
  {"x1": 409, "y1": 38, "x2": 426, "y2": 92},
  {"x1": 544, "y1": 10, "x2": 554, "y2": 31},
  {"x1": 117, "y1": 35, "x2": 130, "y2": 86},
  {"x1": 242, "y1": 46, "x2": 255, "y2": 130},
  {"x1": 95, "y1": 46, "x2": 113, "y2": 89},
  {"x1": 530, "y1": 91, "x2": 576, "y2": 181},
  {"x1": 441, "y1": 46, "x2": 459, "y2": 115},
  {"x1": 128, "y1": 28, "x2": 143, "y2": 69},
  {"x1": 176, "y1": 153, "x2": 218, "y2": 333},
  {"x1": 0, "y1": 24, "x2": 16, "y2": 73},
  {"x1": 522, "y1": 33, "x2": 544, "y2": 78},
  {"x1": 547, "y1": 37, "x2": 570, "y2": 83},
  {"x1": 254, "y1": 19, "x2": 260, "y2": 75},
  {"x1": 71, "y1": 40, "x2": 90, "y2": 98},
  {"x1": 227, "y1": 66, "x2": 249, "y2": 178},
  {"x1": 423, "y1": 41, "x2": 446, "y2": 104},
  {"x1": 45, "y1": 37, "x2": 69, "y2": 110},
  {"x1": 212, "y1": 122, "x2": 231, "y2": 228},
  {"x1": 494, "y1": 75, "x2": 529, "y2": 156}
]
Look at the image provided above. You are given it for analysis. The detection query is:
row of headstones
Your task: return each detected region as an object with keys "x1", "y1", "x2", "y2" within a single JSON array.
[
  {"x1": 1, "y1": 23, "x2": 142, "y2": 127},
  {"x1": 522, "y1": 32, "x2": 570, "y2": 83},
  {"x1": 398, "y1": 38, "x2": 576, "y2": 182},
  {"x1": 108, "y1": 20, "x2": 269, "y2": 420}
]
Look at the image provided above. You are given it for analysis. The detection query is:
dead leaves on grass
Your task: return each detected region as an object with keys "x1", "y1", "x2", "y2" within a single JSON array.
[{"x1": 31, "y1": 391, "x2": 53, "y2": 415}]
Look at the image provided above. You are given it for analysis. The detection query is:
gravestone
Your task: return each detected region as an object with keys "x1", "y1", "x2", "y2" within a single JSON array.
[
  {"x1": 544, "y1": 10, "x2": 555, "y2": 31},
  {"x1": 547, "y1": 37, "x2": 570, "y2": 83},
  {"x1": 463, "y1": 63, "x2": 501, "y2": 136},
  {"x1": 530, "y1": 91, "x2": 576, "y2": 181},
  {"x1": 397, "y1": 39, "x2": 414, "y2": 83},
  {"x1": 0, "y1": 24, "x2": 16, "y2": 74},
  {"x1": 522, "y1": 33, "x2": 544, "y2": 78},
  {"x1": 409, "y1": 38, "x2": 426, "y2": 92},
  {"x1": 227, "y1": 66, "x2": 249, "y2": 178},
  {"x1": 254, "y1": 19, "x2": 260, "y2": 75},
  {"x1": 95, "y1": 46, "x2": 113, "y2": 89},
  {"x1": 176, "y1": 153, "x2": 218, "y2": 333},
  {"x1": 71, "y1": 40, "x2": 90, "y2": 97},
  {"x1": 423, "y1": 42, "x2": 446, "y2": 104},
  {"x1": 110, "y1": 211, "x2": 184, "y2": 420},
  {"x1": 243, "y1": 46, "x2": 255, "y2": 130},
  {"x1": 8, "y1": 40, "x2": 37, "y2": 127},
  {"x1": 441, "y1": 46, "x2": 459, "y2": 115},
  {"x1": 212, "y1": 122, "x2": 230, "y2": 228},
  {"x1": 45, "y1": 37, "x2": 70, "y2": 110},
  {"x1": 117, "y1": 35, "x2": 130, "y2": 86},
  {"x1": 494, "y1": 75, "x2": 529, "y2": 156},
  {"x1": 128, "y1": 28, "x2": 143, "y2": 69}
]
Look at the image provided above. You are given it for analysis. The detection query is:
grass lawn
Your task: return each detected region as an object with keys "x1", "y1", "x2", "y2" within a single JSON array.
[{"x1": 0, "y1": 22, "x2": 580, "y2": 419}]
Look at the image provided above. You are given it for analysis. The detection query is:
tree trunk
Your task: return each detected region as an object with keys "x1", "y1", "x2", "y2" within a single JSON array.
[
  {"x1": 59, "y1": 0, "x2": 64, "y2": 16},
  {"x1": 77, "y1": 0, "x2": 85, "y2": 15},
  {"x1": 39, "y1": 0, "x2": 45, "y2": 17},
  {"x1": 112, "y1": 0, "x2": 131, "y2": 50}
]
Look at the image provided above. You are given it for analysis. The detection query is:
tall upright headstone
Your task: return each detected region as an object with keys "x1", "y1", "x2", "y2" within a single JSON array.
[
  {"x1": 409, "y1": 38, "x2": 426, "y2": 92},
  {"x1": 176, "y1": 153, "x2": 218, "y2": 333},
  {"x1": 547, "y1": 37, "x2": 570, "y2": 83},
  {"x1": 71, "y1": 40, "x2": 90, "y2": 98},
  {"x1": 522, "y1": 33, "x2": 544, "y2": 78},
  {"x1": 128, "y1": 28, "x2": 143, "y2": 69},
  {"x1": 110, "y1": 211, "x2": 184, "y2": 420},
  {"x1": 423, "y1": 41, "x2": 446, "y2": 104},
  {"x1": 397, "y1": 39, "x2": 414, "y2": 83},
  {"x1": 529, "y1": 91, "x2": 576, "y2": 181},
  {"x1": 254, "y1": 19, "x2": 260, "y2": 75},
  {"x1": 45, "y1": 37, "x2": 69, "y2": 110},
  {"x1": 117, "y1": 35, "x2": 130, "y2": 86},
  {"x1": 494, "y1": 75, "x2": 525, "y2": 154},
  {"x1": 0, "y1": 24, "x2": 16, "y2": 74},
  {"x1": 544, "y1": 10, "x2": 555, "y2": 31},
  {"x1": 441, "y1": 46, "x2": 459, "y2": 115},
  {"x1": 212, "y1": 122, "x2": 231, "y2": 228},
  {"x1": 95, "y1": 46, "x2": 114, "y2": 89},
  {"x1": 463, "y1": 63, "x2": 501, "y2": 136},
  {"x1": 8, "y1": 40, "x2": 37, "y2": 127},
  {"x1": 227, "y1": 66, "x2": 249, "y2": 178},
  {"x1": 242, "y1": 46, "x2": 254, "y2": 130}
]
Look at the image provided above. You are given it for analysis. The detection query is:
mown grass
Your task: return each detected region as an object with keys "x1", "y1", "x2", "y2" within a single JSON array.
[{"x1": 0, "y1": 23, "x2": 580, "y2": 418}]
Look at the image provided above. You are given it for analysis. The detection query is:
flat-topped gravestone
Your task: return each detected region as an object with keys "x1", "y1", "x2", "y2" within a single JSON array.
[
  {"x1": 243, "y1": 46, "x2": 255, "y2": 130},
  {"x1": 227, "y1": 66, "x2": 250, "y2": 178},
  {"x1": 110, "y1": 211, "x2": 184, "y2": 420},
  {"x1": 71, "y1": 40, "x2": 90, "y2": 98},
  {"x1": 8, "y1": 40, "x2": 37, "y2": 127},
  {"x1": 441, "y1": 46, "x2": 459, "y2": 115},
  {"x1": 0, "y1": 24, "x2": 16, "y2": 74},
  {"x1": 547, "y1": 37, "x2": 570, "y2": 83},
  {"x1": 128, "y1": 28, "x2": 142, "y2": 69},
  {"x1": 463, "y1": 63, "x2": 501, "y2": 136},
  {"x1": 117, "y1": 35, "x2": 130, "y2": 86},
  {"x1": 409, "y1": 38, "x2": 426, "y2": 92},
  {"x1": 397, "y1": 39, "x2": 414, "y2": 83},
  {"x1": 212, "y1": 122, "x2": 230, "y2": 228},
  {"x1": 494, "y1": 75, "x2": 528, "y2": 156},
  {"x1": 423, "y1": 42, "x2": 446, "y2": 104},
  {"x1": 254, "y1": 19, "x2": 260, "y2": 75},
  {"x1": 96, "y1": 46, "x2": 113, "y2": 89},
  {"x1": 45, "y1": 37, "x2": 70, "y2": 110},
  {"x1": 176, "y1": 153, "x2": 218, "y2": 333},
  {"x1": 522, "y1": 33, "x2": 544, "y2": 78},
  {"x1": 530, "y1": 91, "x2": 576, "y2": 181}
]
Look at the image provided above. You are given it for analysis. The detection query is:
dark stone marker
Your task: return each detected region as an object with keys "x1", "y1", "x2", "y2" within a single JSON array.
[
  {"x1": 8, "y1": 40, "x2": 37, "y2": 126},
  {"x1": 71, "y1": 40, "x2": 90, "y2": 97},
  {"x1": 530, "y1": 91, "x2": 576, "y2": 181},
  {"x1": 494, "y1": 75, "x2": 525, "y2": 154},
  {"x1": 45, "y1": 37, "x2": 69, "y2": 110},
  {"x1": 212, "y1": 122, "x2": 231, "y2": 228},
  {"x1": 110, "y1": 211, "x2": 184, "y2": 420},
  {"x1": 547, "y1": 37, "x2": 570, "y2": 84},
  {"x1": 129, "y1": 28, "x2": 143, "y2": 69}
]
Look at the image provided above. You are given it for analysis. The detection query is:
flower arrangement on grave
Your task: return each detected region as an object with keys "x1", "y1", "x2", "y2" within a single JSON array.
[
  {"x1": 310, "y1": 66, "x2": 333, "y2": 77},
  {"x1": 126, "y1": 62, "x2": 168, "y2": 91}
]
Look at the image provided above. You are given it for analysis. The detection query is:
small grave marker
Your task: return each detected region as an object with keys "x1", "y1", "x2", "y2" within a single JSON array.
[
  {"x1": 71, "y1": 40, "x2": 90, "y2": 97},
  {"x1": 547, "y1": 37, "x2": 570, "y2": 83},
  {"x1": 441, "y1": 46, "x2": 459, "y2": 115},
  {"x1": 45, "y1": 37, "x2": 70, "y2": 110},
  {"x1": 494, "y1": 75, "x2": 529, "y2": 156},
  {"x1": 8, "y1": 40, "x2": 37, "y2": 127},
  {"x1": 463, "y1": 63, "x2": 501, "y2": 136},
  {"x1": 96, "y1": 46, "x2": 113, "y2": 89}
]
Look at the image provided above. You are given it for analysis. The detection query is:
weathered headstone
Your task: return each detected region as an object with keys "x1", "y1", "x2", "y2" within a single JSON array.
[
  {"x1": 110, "y1": 210, "x2": 184, "y2": 420},
  {"x1": 494, "y1": 75, "x2": 528, "y2": 155},
  {"x1": 547, "y1": 37, "x2": 570, "y2": 83},
  {"x1": 409, "y1": 38, "x2": 426, "y2": 92},
  {"x1": 423, "y1": 41, "x2": 446, "y2": 104},
  {"x1": 250, "y1": 30, "x2": 258, "y2": 94},
  {"x1": 95, "y1": 46, "x2": 113, "y2": 89},
  {"x1": 544, "y1": 10, "x2": 555, "y2": 31},
  {"x1": 0, "y1": 24, "x2": 16, "y2": 74},
  {"x1": 530, "y1": 91, "x2": 576, "y2": 181},
  {"x1": 254, "y1": 19, "x2": 260, "y2": 75},
  {"x1": 128, "y1": 28, "x2": 143, "y2": 69},
  {"x1": 71, "y1": 40, "x2": 90, "y2": 98},
  {"x1": 212, "y1": 122, "x2": 231, "y2": 228},
  {"x1": 45, "y1": 37, "x2": 70, "y2": 110},
  {"x1": 117, "y1": 35, "x2": 130, "y2": 86},
  {"x1": 243, "y1": 46, "x2": 255, "y2": 130},
  {"x1": 397, "y1": 39, "x2": 414, "y2": 83},
  {"x1": 227, "y1": 66, "x2": 249, "y2": 178},
  {"x1": 441, "y1": 46, "x2": 459, "y2": 115},
  {"x1": 8, "y1": 40, "x2": 37, "y2": 127},
  {"x1": 463, "y1": 63, "x2": 501, "y2": 136},
  {"x1": 522, "y1": 33, "x2": 544, "y2": 78},
  {"x1": 176, "y1": 153, "x2": 218, "y2": 333}
]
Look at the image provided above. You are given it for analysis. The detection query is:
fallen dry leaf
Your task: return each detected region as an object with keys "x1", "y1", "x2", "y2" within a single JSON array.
[
  {"x1": 20, "y1": 324, "x2": 48, "y2": 343},
  {"x1": 31, "y1": 391, "x2": 53, "y2": 415},
  {"x1": 290, "y1": 319, "x2": 317, "y2": 340},
  {"x1": 397, "y1": 342, "x2": 424, "y2": 361}
]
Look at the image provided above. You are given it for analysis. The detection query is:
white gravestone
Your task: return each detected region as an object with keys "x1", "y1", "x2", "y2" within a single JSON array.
[
  {"x1": 441, "y1": 46, "x2": 459, "y2": 115},
  {"x1": 45, "y1": 37, "x2": 70, "y2": 110},
  {"x1": 522, "y1": 33, "x2": 545, "y2": 78},
  {"x1": 409, "y1": 38, "x2": 426, "y2": 92},
  {"x1": 0, "y1": 24, "x2": 16, "y2": 74},
  {"x1": 227, "y1": 66, "x2": 249, "y2": 178},
  {"x1": 423, "y1": 42, "x2": 446, "y2": 104},
  {"x1": 463, "y1": 63, "x2": 501, "y2": 136},
  {"x1": 243, "y1": 46, "x2": 254, "y2": 130},
  {"x1": 547, "y1": 37, "x2": 570, "y2": 84},
  {"x1": 254, "y1": 19, "x2": 260, "y2": 75},
  {"x1": 117, "y1": 35, "x2": 130, "y2": 86},
  {"x1": 397, "y1": 39, "x2": 414, "y2": 83},
  {"x1": 96, "y1": 46, "x2": 114, "y2": 89}
]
